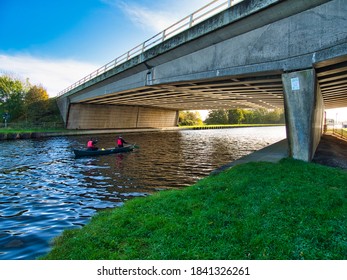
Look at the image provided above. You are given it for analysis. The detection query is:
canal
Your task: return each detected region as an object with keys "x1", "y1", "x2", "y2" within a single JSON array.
[{"x1": 0, "y1": 126, "x2": 286, "y2": 259}]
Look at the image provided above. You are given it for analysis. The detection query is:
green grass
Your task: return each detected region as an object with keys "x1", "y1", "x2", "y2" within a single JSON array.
[
  {"x1": 0, "y1": 128, "x2": 67, "y2": 134},
  {"x1": 179, "y1": 124, "x2": 284, "y2": 129},
  {"x1": 41, "y1": 158, "x2": 347, "y2": 260}
]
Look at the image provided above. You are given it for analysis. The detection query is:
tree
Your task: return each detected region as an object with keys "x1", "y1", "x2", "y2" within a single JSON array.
[
  {"x1": 0, "y1": 75, "x2": 61, "y2": 124},
  {"x1": 204, "y1": 109, "x2": 228, "y2": 124},
  {"x1": 205, "y1": 107, "x2": 285, "y2": 125},
  {"x1": 179, "y1": 111, "x2": 203, "y2": 126},
  {"x1": 0, "y1": 75, "x2": 26, "y2": 121},
  {"x1": 41, "y1": 98, "x2": 62, "y2": 122},
  {"x1": 228, "y1": 108, "x2": 245, "y2": 124},
  {"x1": 242, "y1": 109, "x2": 255, "y2": 124},
  {"x1": 24, "y1": 85, "x2": 49, "y2": 121},
  {"x1": 232, "y1": 108, "x2": 285, "y2": 124},
  {"x1": 266, "y1": 108, "x2": 285, "y2": 124}
]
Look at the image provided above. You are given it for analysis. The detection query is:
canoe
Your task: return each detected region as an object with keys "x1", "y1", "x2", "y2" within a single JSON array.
[{"x1": 73, "y1": 144, "x2": 135, "y2": 157}]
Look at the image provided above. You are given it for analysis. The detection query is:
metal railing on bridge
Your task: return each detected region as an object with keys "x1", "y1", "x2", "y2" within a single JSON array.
[{"x1": 57, "y1": 0, "x2": 243, "y2": 97}]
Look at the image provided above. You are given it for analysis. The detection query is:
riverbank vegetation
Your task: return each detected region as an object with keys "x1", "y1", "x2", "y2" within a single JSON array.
[
  {"x1": 42, "y1": 158, "x2": 347, "y2": 260},
  {"x1": 179, "y1": 109, "x2": 285, "y2": 126},
  {"x1": 204, "y1": 108, "x2": 285, "y2": 125},
  {"x1": 0, "y1": 127, "x2": 67, "y2": 134},
  {"x1": 178, "y1": 111, "x2": 204, "y2": 126},
  {"x1": 0, "y1": 75, "x2": 63, "y2": 130}
]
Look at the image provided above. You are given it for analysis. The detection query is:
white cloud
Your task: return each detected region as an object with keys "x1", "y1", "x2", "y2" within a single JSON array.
[
  {"x1": 115, "y1": 0, "x2": 214, "y2": 33},
  {"x1": 117, "y1": 2, "x2": 176, "y2": 33},
  {"x1": 0, "y1": 54, "x2": 98, "y2": 97}
]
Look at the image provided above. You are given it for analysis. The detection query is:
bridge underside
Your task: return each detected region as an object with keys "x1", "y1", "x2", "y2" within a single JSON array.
[
  {"x1": 61, "y1": 56, "x2": 347, "y2": 162},
  {"x1": 66, "y1": 57, "x2": 347, "y2": 115},
  {"x1": 77, "y1": 73, "x2": 284, "y2": 111},
  {"x1": 67, "y1": 56, "x2": 347, "y2": 112},
  {"x1": 57, "y1": 0, "x2": 347, "y2": 161}
]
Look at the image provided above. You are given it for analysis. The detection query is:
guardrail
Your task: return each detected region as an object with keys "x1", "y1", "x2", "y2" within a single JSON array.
[{"x1": 57, "y1": 0, "x2": 242, "y2": 97}]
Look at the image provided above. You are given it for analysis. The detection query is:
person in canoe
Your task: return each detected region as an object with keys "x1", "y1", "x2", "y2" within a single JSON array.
[
  {"x1": 87, "y1": 138, "x2": 98, "y2": 151},
  {"x1": 116, "y1": 136, "x2": 127, "y2": 148}
]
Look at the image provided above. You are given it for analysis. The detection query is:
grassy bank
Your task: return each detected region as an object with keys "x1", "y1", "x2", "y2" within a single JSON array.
[
  {"x1": 179, "y1": 123, "x2": 284, "y2": 129},
  {"x1": 0, "y1": 128, "x2": 67, "y2": 134},
  {"x1": 42, "y1": 158, "x2": 347, "y2": 260}
]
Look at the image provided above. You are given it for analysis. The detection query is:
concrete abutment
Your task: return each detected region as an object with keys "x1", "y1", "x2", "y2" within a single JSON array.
[
  {"x1": 282, "y1": 69, "x2": 324, "y2": 161},
  {"x1": 65, "y1": 103, "x2": 178, "y2": 130}
]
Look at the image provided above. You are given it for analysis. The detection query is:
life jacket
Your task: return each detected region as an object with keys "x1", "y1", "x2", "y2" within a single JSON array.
[
  {"x1": 87, "y1": 140, "x2": 94, "y2": 148},
  {"x1": 117, "y1": 138, "x2": 123, "y2": 146}
]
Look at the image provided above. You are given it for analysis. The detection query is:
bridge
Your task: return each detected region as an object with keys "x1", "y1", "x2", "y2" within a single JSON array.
[{"x1": 56, "y1": 0, "x2": 347, "y2": 161}]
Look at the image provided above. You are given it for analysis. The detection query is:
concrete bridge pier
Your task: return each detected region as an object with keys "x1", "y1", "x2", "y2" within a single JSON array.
[
  {"x1": 282, "y1": 69, "x2": 324, "y2": 161},
  {"x1": 56, "y1": 98, "x2": 179, "y2": 129}
]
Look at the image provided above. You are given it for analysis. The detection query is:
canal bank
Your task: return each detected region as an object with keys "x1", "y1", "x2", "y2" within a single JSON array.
[
  {"x1": 40, "y1": 129, "x2": 346, "y2": 260},
  {"x1": 312, "y1": 133, "x2": 347, "y2": 169},
  {"x1": 0, "y1": 127, "x2": 183, "y2": 140},
  {"x1": 39, "y1": 128, "x2": 347, "y2": 260},
  {"x1": 2, "y1": 126, "x2": 345, "y2": 260},
  {"x1": 1, "y1": 126, "x2": 286, "y2": 259},
  {"x1": 0, "y1": 124, "x2": 283, "y2": 140},
  {"x1": 211, "y1": 139, "x2": 289, "y2": 175},
  {"x1": 211, "y1": 133, "x2": 347, "y2": 175},
  {"x1": 42, "y1": 153, "x2": 347, "y2": 260}
]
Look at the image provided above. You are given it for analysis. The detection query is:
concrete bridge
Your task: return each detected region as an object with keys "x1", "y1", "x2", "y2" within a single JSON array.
[{"x1": 56, "y1": 0, "x2": 347, "y2": 161}]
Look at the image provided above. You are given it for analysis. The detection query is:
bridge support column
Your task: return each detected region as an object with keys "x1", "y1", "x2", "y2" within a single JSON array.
[
  {"x1": 282, "y1": 69, "x2": 324, "y2": 161},
  {"x1": 65, "y1": 103, "x2": 178, "y2": 129}
]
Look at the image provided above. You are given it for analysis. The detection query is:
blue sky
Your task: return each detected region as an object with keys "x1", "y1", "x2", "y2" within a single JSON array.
[{"x1": 0, "y1": 0, "x2": 212, "y2": 94}]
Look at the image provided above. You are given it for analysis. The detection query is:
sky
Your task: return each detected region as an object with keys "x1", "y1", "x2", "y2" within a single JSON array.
[
  {"x1": 0, "y1": 0, "x2": 213, "y2": 95},
  {"x1": 0, "y1": 0, "x2": 346, "y2": 121}
]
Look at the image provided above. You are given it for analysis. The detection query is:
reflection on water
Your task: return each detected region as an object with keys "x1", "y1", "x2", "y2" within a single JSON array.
[{"x1": 0, "y1": 126, "x2": 285, "y2": 259}]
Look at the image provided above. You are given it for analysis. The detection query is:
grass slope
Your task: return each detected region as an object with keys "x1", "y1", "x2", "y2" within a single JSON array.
[{"x1": 42, "y1": 158, "x2": 347, "y2": 260}]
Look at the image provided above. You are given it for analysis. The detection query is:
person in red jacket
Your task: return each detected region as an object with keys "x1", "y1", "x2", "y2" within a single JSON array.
[
  {"x1": 87, "y1": 138, "x2": 98, "y2": 150},
  {"x1": 116, "y1": 136, "x2": 127, "y2": 148}
]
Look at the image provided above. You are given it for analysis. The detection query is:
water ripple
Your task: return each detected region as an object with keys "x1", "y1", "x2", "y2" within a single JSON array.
[{"x1": 0, "y1": 127, "x2": 285, "y2": 259}]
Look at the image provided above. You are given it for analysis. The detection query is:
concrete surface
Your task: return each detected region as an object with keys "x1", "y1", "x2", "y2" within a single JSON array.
[
  {"x1": 66, "y1": 104, "x2": 178, "y2": 129},
  {"x1": 282, "y1": 69, "x2": 324, "y2": 161},
  {"x1": 211, "y1": 138, "x2": 289, "y2": 175},
  {"x1": 211, "y1": 134, "x2": 347, "y2": 175},
  {"x1": 312, "y1": 134, "x2": 347, "y2": 169}
]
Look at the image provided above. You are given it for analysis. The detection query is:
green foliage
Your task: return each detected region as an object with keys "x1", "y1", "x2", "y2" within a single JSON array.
[
  {"x1": 40, "y1": 98, "x2": 62, "y2": 122},
  {"x1": 0, "y1": 75, "x2": 26, "y2": 120},
  {"x1": 206, "y1": 108, "x2": 285, "y2": 125},
  {"x1": 242, "y1": 108, "x2": 285, "y2": 124},
  {"x1": 41, "y1": 159, "x2": 347, "y2": 260},
  {"x1": 228, "y1": 108, "x2": 245, "y2": 124},
  {"x1": 205, "y1": 109, "x2": 228, "y2": 124},
  {"x1": 179, "y1": 111, "x2": 203, "y2": 126},
  {"x1": 0, "y1": 75, "x2": 62, "y2": 124},
  {"x1": 25, "y1": 85, "x2": 49, "y2": 104},
  {"x1": 24, "y1": 85, "x2": 49, "y2": 121}
]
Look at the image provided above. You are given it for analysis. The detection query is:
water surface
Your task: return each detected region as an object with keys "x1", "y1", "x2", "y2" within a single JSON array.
[{"x1": 0, "y1": 126, "x2": 286, "y2": 259}]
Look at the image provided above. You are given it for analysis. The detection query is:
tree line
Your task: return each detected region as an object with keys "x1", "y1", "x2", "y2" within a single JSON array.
[
  {"x1": 0, "y1": 75, "x2": 61, "y2": 125},
  {"x1": 179, "y1": 108, "x2": 285, "y2": 126},
  {"x1": 205, "y1": 108, "x2": 285, "y2": 125}
]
